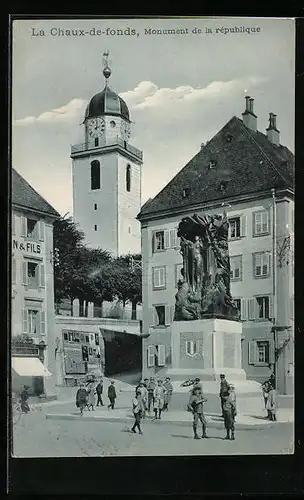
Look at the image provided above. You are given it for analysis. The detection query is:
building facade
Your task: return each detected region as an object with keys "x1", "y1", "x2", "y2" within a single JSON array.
[
  {"x1": 11, "y1": 169, "x2": 60, "y2": 397},
  {"x1": 71, "y1": 54, "x2": 143, "y2": 257},
  {"x1": 138, "y1": 97, "x2": 294, "y2": 394}
]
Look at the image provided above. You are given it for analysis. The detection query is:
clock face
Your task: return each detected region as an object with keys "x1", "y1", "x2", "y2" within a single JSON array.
[
  {"x1": 120, "y1": 121, "x2": 131, "y2": 141},
  {"x1": 87, "y1": 117, "x2": 105, "y2": 138}
]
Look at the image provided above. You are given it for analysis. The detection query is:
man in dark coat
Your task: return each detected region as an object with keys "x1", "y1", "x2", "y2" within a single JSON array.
[
  {"x1": 219, "y1": 373, "x2": 229, "y2": 417},
  {"x1": 20, "y1": 385, "x2": 30, "y2": 413},
  {"x1": 187, "y1": 387, "x2": 208, "y2": 439},
  {"x1": 107, "y1": 381, "x2": 117, "y2": 409},
  {"x1": 95, "y1": 377, "x2": 104, "y2": 407},
  {"x1": 222, "y1": 384, "x2": 237, "y2": 440},
  {"x1": 147, "y1": 377, "x2": 156, "y2": 412}
]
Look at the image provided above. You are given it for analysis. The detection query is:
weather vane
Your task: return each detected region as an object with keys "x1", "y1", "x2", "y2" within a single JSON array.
[{"x1": 102, "y1": 50, "x2": 111, "y2": 85}]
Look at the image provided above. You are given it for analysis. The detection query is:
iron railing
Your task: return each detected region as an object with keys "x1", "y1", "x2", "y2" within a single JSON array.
[{"x1": 71, "y1": 136, "x2": 143, "y2": 161}]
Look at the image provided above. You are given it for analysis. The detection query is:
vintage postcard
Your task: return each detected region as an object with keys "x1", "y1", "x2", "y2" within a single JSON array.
[{"x1": 10, "y1": 16, "x2": 294, "y2": 459}]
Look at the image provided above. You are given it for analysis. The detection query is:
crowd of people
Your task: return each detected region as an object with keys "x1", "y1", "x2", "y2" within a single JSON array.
[{"x1": 74, "y1": 372, "x2": 277, "y2": 439}]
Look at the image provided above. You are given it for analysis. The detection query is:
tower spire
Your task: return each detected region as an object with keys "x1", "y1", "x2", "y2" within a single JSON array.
[{"x1": 102, "y1": 50, "x2": 111, "y2": 86}]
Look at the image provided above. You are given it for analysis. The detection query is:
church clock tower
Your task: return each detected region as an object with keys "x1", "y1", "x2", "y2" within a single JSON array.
[{"x1": 71, "y1": 51, "x2": 143, "y2": 256}]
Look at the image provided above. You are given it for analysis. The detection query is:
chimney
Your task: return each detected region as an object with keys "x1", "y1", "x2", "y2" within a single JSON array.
[
  {"x1": 266, "y1": 112, "x2": 280, "y2": 146},
  {"x1": 242, "y1": 96, "x2": 257, "y2": 132}
]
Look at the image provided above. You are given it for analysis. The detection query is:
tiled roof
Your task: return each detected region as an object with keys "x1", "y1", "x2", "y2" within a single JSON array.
[
  {"x1": 138, "y1": 116, "x2": 294, "y2": 219},
  {"x1": 12, "y1": 168, "x2": 60, "y2": 217}
]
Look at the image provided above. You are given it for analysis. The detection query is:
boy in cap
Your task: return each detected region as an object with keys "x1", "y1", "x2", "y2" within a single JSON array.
[
  {"x1": 131, "y1": 389, "x2": 144, "y2": 434},
  {"x1": 107, "y1": 381, "x2": 117, "y2": 409},
  {"x1": 187, "y1": 387, "x2": 208, "y2": 439},
  {"x1": 219, "y1": 373, "x2": 229, "y2": 417},
  {"x1": 163, "y1": 377, "x2": 173, "y2": 411},
  {"x1": 147, "y1": 377, "x2": 156, "y2": 412}
]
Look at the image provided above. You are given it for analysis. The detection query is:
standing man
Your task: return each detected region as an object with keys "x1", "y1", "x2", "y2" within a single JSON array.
[
  {"x1": 107, "y1": 380, "x2": 117, "y2": 410},
  {"x1": 190, "y1": 377, "x2": 203, "y2": 395},
  {"x1": 95, "y1": 377, "x2": 104, "y2": 407},
  {"x1": 147, "y1": 377, "x2": 156, "y2": 413},
  {"x1": 131, "y1": 389, "x2": 144, "y2": 434},
  {"x1": 266, "y1": 384, "x2": 277, "y2": 421},
  {"x1": 222, "y1": 384, "x2": 237, "y2": 440},
  {"x1": 219, "y1": 373, "x2": 229, "y2": 418},
  {"x1": 187, "y1": 387, "x2": 208, "y2": 439},
  {"x1": 20, "y1": 385, "x2": 30, "y2": 413},
  {"x1": 163, "y1": 377, "x2": 173, "y2": 411},
  {"x1": 153, "y1": 380, "x2": 166, "y2": 420},
  {"x1": 137, "y1": 381, "x2": 148, "y2": 418}
]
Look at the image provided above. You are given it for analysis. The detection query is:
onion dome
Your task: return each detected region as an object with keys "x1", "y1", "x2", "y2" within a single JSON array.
[{"x1": 84, "y1": 51, "x2": 130, "y2": 122}]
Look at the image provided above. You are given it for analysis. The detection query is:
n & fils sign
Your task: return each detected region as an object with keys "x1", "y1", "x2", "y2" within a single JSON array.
[{"x1": 13, "y1": 239, "x2": 42, "y2": 254}]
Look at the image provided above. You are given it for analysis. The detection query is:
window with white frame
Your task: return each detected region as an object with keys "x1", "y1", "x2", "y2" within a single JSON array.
[
  {"x1": 230, "y1": 256, "x2": 242, "y2": 281},
  {"x1": 152, "y1": 266, "x2": 166, "y2": 289},
  {"x1": 147, "y1": 345, "x2": 155, "y2": 367},
  {"x1": 253, "y1": 252, "x2": 270, "y2": 278},
  {"x1": 253, "y1": 210, "x2": 270, "y2": 236},
  {"x1": 153, "y1": 229, "x2": 178, "y2": 252},
  {"x1": 21, "y1": 217, "x2": 44, "y2": 241},
  {"x1": 23, "y1": 309, "x2": 46, "y2": 335},
  {"x1": 228, "y1": 215, "x2": 247, "y2": 239},
  {"x1": 22, "y1": 261, "x2": 45, "y2": 288},
  {"x1": 256, "y1": 296, "x2": 271, "y2": 320},
  {"x1": 155, "y1": 305, "x2": 166, "y2": 326},
  {"x1": 186, "y1": 340, "x2": 199, "y2": 357},
  {"x1": 248, "y1": 339, "x2": 273, "y2": 365}
]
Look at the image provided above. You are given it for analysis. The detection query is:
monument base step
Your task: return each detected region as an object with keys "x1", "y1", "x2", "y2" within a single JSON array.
[{"x1": 166, "y1": 367, "x2": 247, "y2": 382}]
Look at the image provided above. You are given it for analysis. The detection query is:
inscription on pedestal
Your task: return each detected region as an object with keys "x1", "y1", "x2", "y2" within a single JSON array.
[{"x1": 223, "y1": 333, "x2": 235, "y2": 368}]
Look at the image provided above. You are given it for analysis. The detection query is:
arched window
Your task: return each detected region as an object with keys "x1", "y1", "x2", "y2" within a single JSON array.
[
  {"x1": 126, "y1": 164, "x2": 131, "y2": 192},
  {"x1": 91, "y1": 160, "x2": 101, "y2": 190}
]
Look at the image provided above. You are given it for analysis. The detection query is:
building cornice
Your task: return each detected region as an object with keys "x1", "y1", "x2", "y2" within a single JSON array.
[
  {"x1": 137, "y1": 187, "x2": 294, "y2": 224},
  {"x1": 12, "y1": 203, "x2": 60, "y2": 220}
]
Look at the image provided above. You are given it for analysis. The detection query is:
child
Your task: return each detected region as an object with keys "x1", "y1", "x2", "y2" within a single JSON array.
[
  {"x1": 137, "y1": 381, "x2": 148, "y2": 418},
  {"x1": 131, "y1": 389, "x2": 144, "y2": 434},
  {"x1": 107, "y1": 381, "x2": 117, "y2": 409},
  {"x1": 76, "y1": 383, "x2": 88, "y2": 415},
  {"x1": 187, "y1": 387, "x2": 208, "y2": 439},
  {"x1": 20, "y1": 385, "x2": 30, "y2": 413},
  {"x1": 266, "y1": 384, "x2": 277, "y2": 421},
  {"x1": 147, "y1": 377, "x2": 156, "y2": 412},
  {"x1": 86, "y1": 380, "x2": 96, "y2": 411}
]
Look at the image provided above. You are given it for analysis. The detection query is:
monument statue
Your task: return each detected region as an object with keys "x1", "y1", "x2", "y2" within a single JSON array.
[{"x1": 174, "y1": 212, "x2": 239, "y2": 321}]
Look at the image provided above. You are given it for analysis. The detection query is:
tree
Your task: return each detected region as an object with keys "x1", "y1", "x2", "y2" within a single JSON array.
[{"x1": 112, "y1": 254, "x2": 142, "y2": 319}]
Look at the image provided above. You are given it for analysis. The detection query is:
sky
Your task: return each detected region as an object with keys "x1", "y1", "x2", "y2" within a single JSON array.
[{"x1": 12, "y1": 17, "x2": 295, "y2": 216}]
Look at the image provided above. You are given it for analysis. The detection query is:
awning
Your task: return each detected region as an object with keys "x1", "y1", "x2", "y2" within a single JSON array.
[{"x1": 12, "y1": 357, "x2": 52, "y2": 377}]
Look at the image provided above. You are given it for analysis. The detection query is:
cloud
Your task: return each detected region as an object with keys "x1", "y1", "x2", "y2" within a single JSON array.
[
  {"x1": 14, "y1": 98, "x2": 87, "y2": 126},
  {"x1": 120, "y1": 76, "x2": 267, "y2": 111}
]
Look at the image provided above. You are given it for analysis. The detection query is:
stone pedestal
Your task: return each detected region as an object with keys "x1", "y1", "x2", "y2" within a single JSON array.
[
  {"x1": 168, "y1": 318, "x2": 246, "y2": 381},
  {"x1": 166, "y1": 318, "x2": 265, "y2": 416}
]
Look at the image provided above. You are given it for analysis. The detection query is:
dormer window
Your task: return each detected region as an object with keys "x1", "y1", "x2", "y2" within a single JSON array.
[
  {"x1": 209, "y1": 160, "x2": 217, "y2": 169},
  {"x1": 219, "y1": 180, "x2": 228, "y2": 193},
  {"x1": 182, "y1": 188, "x2": 190, "y2": 198}
]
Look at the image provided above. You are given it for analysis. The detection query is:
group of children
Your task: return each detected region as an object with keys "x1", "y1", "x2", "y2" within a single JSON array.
[
  {"x1": 130, "y1": 377, "x2": 173, "y2": 434},
  {"x1": 75, "y1": 377, "x2": 117, "y2": 415},
  {"x1": 262, "y1": 380, "x2": 277, "y2": 421}
]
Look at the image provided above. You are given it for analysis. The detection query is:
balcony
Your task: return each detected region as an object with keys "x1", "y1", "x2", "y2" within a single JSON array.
[{"x1": 71, "y1": 136, "x2": 143, "y2": 162}]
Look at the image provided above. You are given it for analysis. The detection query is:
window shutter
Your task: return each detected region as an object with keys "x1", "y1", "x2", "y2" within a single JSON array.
[
  {"x1": 165, "y1": 305, "x2": 172, "y2": 325},
  {"x1": 12, "y1": 257, "x2": 16, "y2": 284},
  {"x1": 269, "y1": 295, "x2": 273, "y2": 320},
  {"x1": 38, "y1": 221, "x2": 45, "y2": 241},
  {"x1": 152, "y1": 233, "x2": 155, "y2": 253},
  {"x1": 147, "y1": 345, "x2": 155, "y2": 367},
  {"x1": 35, "y1": 312, "x2": 41, "y2": 334},
  {"x1": 153, "y1": 307, "x2": 158, "y2": 326},
  {"x1": 240, "y1": 215, "x2": 247, "y2": 237},
  {"x1": 153, "y1": 268, "x2": 158, "y2": 288},
  {"x1": 149, "y1": 307, "x2": 154, "y2": 326},
  {"x1": 20, "y1": 217, "x2": 27, "y2": 237},
  {"x1": 40, "y1": 311, "x2": 46, "y2": 335},
  {"x1": 269, "y1": 339, "x2": 275, "y2": 364},
  {"x1": 22, "y1": 309, "x2": 28, "y2": 333},
  {"x1": 164, "y1": 230, "x2": 170, "y2": 249},
  {"x1": 241, "y1": 298, "x2": 248, "y2": 320},
  {"x1": 22, "y1": 261, "x2": 28, "y2": 285},
  {"x1": 12, "y1": 214, "x2": 16, "y2": 235},
  {"x1": 248, "y1": 340, "x2": 256, "y2": 365},
  {"x1": 157, "y1": 344, "x2": 166, "y2": 366},
  {"x1": 267, "y1": 253, "x2": 271, "y2": 276},
  {"x1": 39, "y1": 263, "x2": 45, "y2": 287},
  {"x1": 248, "y1": 298, "x2": 255, "y2": 320},
  {"x1": 170, "y1": 229, "x2": 177, "y2": 248}
]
